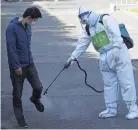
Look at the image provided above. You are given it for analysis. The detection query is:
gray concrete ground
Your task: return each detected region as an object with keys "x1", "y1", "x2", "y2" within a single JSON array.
[{"x1": 1, "y1": 1, "x2": 138, "y2": 129}]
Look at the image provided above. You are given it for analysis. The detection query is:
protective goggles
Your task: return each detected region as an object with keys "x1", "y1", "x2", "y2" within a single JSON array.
[{"x1": 78, "y1": 11, "x2": 90, "y2": 19}]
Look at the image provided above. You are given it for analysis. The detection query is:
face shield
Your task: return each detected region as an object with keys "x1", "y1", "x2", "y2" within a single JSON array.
[
  {"x1": 78, "y1": 10, "x2": 91, "y2": 31},
  {"x1": 78, "y1": 11, "x2": 89, "y2": 24}
]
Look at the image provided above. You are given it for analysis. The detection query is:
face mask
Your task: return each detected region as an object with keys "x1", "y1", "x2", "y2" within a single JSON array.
[
  {"x1": 26, "y1": 17, "x2": 38, "y2": 25},
  {"x1": 79, "y1": 14, "x2": 89, "y2": 25},
  {"x1": 32, "y1": 21, "x2": 36, "y2": 25},
  {"x1": 80, "y1": 19, "x2": 87, "y2": 25}
]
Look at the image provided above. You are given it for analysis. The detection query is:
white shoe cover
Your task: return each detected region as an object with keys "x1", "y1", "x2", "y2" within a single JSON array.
[
  {"x1": 99, "y1": 108, "x2": 117, "y2": 118},
  {"x1": 99, "y1": 102, "x2": 117, "y2": 118},
  {"x1": 126, "y1": 111, "x2": 138, "y2": 120},
  {"x1": 126, "y1": 104, "x2": 138, "y2": 120}
]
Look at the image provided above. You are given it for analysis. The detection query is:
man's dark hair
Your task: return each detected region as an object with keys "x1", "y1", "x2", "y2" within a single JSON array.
[{"x1": 23, "y1": 7, "x2": 42, "y2": 19}]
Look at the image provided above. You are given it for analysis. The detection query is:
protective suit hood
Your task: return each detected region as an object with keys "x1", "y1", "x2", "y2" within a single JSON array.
[
  {"x1": 87, "y1": 12, "x2": 100, "y2": 26},
  {"x1": 78, "y1": 7, "x2": 91, "y2": 25},
  {"x1": 78, "y1": 7, "x2": 100, "y2": 27}
]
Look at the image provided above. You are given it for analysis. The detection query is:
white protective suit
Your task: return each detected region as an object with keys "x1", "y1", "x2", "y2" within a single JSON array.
[{"x1": 68, "y1": 7, "x2": 138, "y2": 119}]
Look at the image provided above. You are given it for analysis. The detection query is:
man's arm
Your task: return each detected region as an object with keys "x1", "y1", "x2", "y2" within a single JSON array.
[
  {"x1": 6, "y1": 24, "x2": 20, "y2": 69},
  {"x1": 64, "y1": 31, "x2": 91, "y2": 69},
  {"x1": 103, "y1": 15, "x2": 123, "y2": 49},
  {"x1": 71, "y1": 31, "x2": 91, "y2": 60}
]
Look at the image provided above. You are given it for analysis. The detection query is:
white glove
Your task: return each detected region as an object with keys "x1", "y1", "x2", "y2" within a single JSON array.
[{"x1": 64, "y1": 57, "x2": 75, "y2": 69}]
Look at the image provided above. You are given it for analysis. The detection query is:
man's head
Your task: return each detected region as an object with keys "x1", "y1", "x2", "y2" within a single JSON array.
[
  {"x1": 78, "y1": 7, "x2": 99, "y2": 27},
  {"x1": 78, "y1": 7, "x2": 91, "y2": 25},
  {"x1": 22, "y1": 7, "x2": 42, "y2": 24}
]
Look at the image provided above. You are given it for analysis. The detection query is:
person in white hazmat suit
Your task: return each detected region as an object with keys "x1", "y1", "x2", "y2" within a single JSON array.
[{"x1": 64, "y1": 7, "x2": 138, "y2": 119}]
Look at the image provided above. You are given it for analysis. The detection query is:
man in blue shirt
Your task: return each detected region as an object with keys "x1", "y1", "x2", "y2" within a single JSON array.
[{"x1": 6, "y1": 7, "x2": 44, "y2": 128}]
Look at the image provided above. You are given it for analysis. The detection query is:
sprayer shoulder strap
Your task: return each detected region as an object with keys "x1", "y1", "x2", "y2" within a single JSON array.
[
  {"x1": 85, "y1": 24, "x2": 90, "y2": 36},
  {"x1": 99, "y1": 14, "x2": 109, "y2": 25}
]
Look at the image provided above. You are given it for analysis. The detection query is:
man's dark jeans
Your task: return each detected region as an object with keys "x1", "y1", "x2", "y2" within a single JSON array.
[{"x1": 10, "y1": 63, "x2": 43, "y2": 122}]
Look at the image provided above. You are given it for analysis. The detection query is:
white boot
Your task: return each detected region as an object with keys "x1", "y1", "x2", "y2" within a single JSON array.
[
  {"x1": 99, "y1": 102, "x2": 117, "y2": 118},
  {"x1": 126, "y1": 101, "x2": 138, "y2": 120}
]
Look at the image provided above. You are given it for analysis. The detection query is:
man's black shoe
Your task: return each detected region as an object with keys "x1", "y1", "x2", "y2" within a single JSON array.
[{"x1": 30, "y1": 97, "x2": 44, "y2": 112}]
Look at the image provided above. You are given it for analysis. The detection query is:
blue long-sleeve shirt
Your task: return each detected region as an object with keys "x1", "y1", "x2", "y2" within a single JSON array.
[{"x1": 6, "y1": 17, "x2": 33, "y2": 69}]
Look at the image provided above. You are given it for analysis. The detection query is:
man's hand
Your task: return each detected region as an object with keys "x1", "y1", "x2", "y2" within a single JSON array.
[
  {"x1": 64, "y1": 58, "x2": 75, "y2": 69},
  {"x1": 64, "y1": 61, "x2": 72, "y2": 69},
  {"x1": 15, "y1": 67, "x2": 22, "y2": 75}
]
